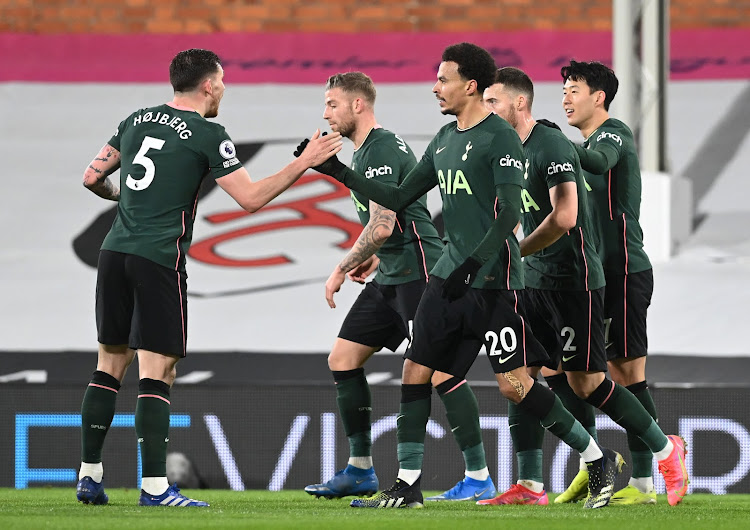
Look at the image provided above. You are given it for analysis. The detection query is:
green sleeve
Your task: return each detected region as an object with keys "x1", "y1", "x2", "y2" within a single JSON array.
[
  {"x1": 489, "y1": 128, "x2": 525, "y2": 188},
  {"x1": 205, "y1": 126, "x2": 241, "y2": 179},
  {"x1": 107, "y1": 117, "x2": 128, "y2": 151},
  {"x1": 541, "y1": 135, "x2": 578, "y2": 188},
  {"x1": 469, "y1": 182, "x2": 522, "y2": 265},
  {"x1": 339, "y1": 156, "x2": 436, "y2": 212},
  {"x1": 363, "y1": 142, "x2": 404, "y2": 187},
  {"x1": 574, "y1": 141, "x2": 620, "y2": 174}
]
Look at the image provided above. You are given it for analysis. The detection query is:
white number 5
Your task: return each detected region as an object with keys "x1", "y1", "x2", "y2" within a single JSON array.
[{"x1": 126, "y1": 136, "x2": 165, "y2": 191}]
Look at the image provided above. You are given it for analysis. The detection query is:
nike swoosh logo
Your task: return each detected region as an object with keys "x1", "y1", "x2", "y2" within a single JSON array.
[
  {"x1": 435, "y1": 146, "x2": 447, "y2": 154},
  {"x1": 473, "y1": 488, "x2": 488, "y2": 499},
  {"x1": 498, "y1": 352, "x2": 517, "y2": 364},
  {"x1": 562, "y1": 354, "x2": 577, "y2": 362},
  {"x1": 396, "y1": 415, "x2": 405, "y2": 421},
  {"x1": 605, "y1": 342, "x2": 614, "y2": 349},
  {"x1": 354, "y1": 479, "x2": 366, "y2": 485},
  {"x1": 451, "y1": 426, "x2": 460, "y2": 432},
  {"x1": 508, "y1": 423, "x2": 519, "y2": 428}
]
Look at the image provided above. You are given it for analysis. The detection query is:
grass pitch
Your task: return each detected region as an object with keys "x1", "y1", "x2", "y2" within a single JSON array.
[{"x1": 0, "y1": 488, "x2": 744, "y2": 529}]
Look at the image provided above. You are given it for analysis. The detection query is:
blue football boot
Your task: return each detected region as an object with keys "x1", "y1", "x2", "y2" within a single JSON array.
[
  {"x1": 425, "y1": 475, "x2": 496, "y2": 501},
  {"x1": 305, "y1": 465, "x2": 379, "y2": 499},
  {"x1": 77, "y1": 476, "x2": 109, "y2": 505},
  {"x1": 138, "y1": 483, "x2": 209, "y2": 507}
]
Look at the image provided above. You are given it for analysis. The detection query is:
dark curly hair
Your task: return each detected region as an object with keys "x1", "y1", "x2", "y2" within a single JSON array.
[
  {"x1": 169, "y1": 49, "x2": 222, "y2": 93},
  {"x1": 560, "y1": 60, "x2": 619, "y2": 111},
  {"x1": 442, "y1": 42, "x2": 497, "y2": 93}
]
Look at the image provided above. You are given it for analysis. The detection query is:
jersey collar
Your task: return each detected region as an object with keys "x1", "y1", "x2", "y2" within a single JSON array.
[
  {"x1": 166, "y1": 102, "x2": 199, "y2": 113},
  {"x1": 456, "y1": 112, "x2": 492, "y2": 132}
]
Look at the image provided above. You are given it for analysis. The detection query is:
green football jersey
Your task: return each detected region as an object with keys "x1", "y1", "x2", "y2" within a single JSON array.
[
  {"x1": 521, "y1": 124, "x2": 605, "y2": 291},
  {"x1": 582, "y1": 118, "x2": 652, "y2": 275},
  {"x1": 102, "y1": 104, "x2": 241, "y2": 272},
  {"x1": 349, "y1": 128, "x2": 443, "y2": 284},
  {"x1": 421, "y1": 113, "x2": 525, "y2": 289}
]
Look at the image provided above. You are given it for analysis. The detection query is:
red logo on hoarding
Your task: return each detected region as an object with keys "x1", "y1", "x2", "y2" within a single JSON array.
[{"x1": 189, "y1": 174, "x2": 362, "y2": 267}]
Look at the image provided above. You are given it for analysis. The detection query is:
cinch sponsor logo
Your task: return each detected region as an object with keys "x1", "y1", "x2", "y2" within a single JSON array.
[
  {"x1": 499, "y1": 154, "x2": 524, "y2": 171},
  {"x1": 596, "y1": 131, "x2": 622, "y2": 146},
  {"x1": 547, "y1": 161, "x2": 574, "y2": 175},
  {"x1": 365, "y1": 165, "x2": 393, "y2": 178}
]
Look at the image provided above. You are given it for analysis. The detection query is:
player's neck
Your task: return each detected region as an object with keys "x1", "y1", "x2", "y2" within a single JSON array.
[
  {"x1": 456, "y1": 100, "x2": 491, "y2": 130},
  {"x1": 171, "y1": 95, "x2": 206, "y2": 117},
  {"x1": 515, "y1": 113, "x2": 536, "y2": 143},
  {"x1": 351, "y1": 116, "x2": 379, "y2": 149},
  {"x1": 580, "y1": 110, "x2": 609, "y2": 139}
]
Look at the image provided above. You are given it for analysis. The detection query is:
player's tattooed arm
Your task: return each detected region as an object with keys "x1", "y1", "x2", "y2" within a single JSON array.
[
  {"x1": 325, "y1": 201, "x2": 395, "y2": 308},
  {"x1": 83, "y1": 144, "x2": 121, "y2": 201},
  {"x1": 502, "y1": 371, "x2": 527, "y2": 400},
  {"x1": 338, "y1": 201, "x2": 396, "y2": 273}
]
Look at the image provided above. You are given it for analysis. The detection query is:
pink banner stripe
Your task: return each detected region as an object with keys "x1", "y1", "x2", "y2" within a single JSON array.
[{"x1": 1, "y1": 29, "x2": 748, "y2": 83}]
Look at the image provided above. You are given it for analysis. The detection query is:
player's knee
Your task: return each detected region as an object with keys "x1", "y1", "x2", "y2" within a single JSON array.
[
  {"x1": 567, "y1": 371, "x2": 605, "y2": 400},
  {"x1": 609, "y1": 368, "x2": 642, "y2": 387},
  {"x1": 327, "y1": 351, "x2": 339, "y2": 371},
  {"x1": 496, "y1": 375, "x2": 523, "y2": 403},
  {"x1": 431, "y1": 372, "x2": 458, "y2": 390},
  {"x1": 165, "y1": 366, "x2": 177, "y2": 387},
  {"x1": 565, "y1": 376, "x2": 587, "y2": 398},
  {"x1": 568, "y1": 380, "x2": 595, "y2": 400},
  {"x1": 500, "y1": 386, "x2": 523, "y2": 403},
  {"x1": 327, "y1": 351, "x2": 365, "y2": 371}
]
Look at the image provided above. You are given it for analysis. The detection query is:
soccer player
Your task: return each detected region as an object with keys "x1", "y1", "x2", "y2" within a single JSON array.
[
  {"x1": 555, "y1": 60, "x2": 688, "y2": 506},
  {"x1": 76, "y1": 48, "x2": 342, "y2": 507},
  {"x1": 296, "y1": 42, "x2": 623, "y2": 510},
  {"x1": 303, "y1": 72, "x2": 497, "y2": 503},
  {"x1": 479, "y1": 66, "x2": 688, "y2": 508}
]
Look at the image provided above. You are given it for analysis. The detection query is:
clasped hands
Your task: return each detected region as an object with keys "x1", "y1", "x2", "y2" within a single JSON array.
[{"x1": 294, "y1": 131, "x2": 346, "y2": 178}]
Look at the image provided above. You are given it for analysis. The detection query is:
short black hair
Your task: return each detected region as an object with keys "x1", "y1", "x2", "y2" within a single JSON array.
[
  {"x1": 325, "y1": 72, "x2": 377, "y2": 106},
  {"x1": 494, "y1": 67, "x2": 535, "y2": 110},
  {"x1": 442, "y1": 42, "x2": 497, "y2": 93},
  {"x1": 169, "y1": 49, "x2": 222, "y2": 93},
  {"x1": 560, "y1": 60, "x2": 619, "y2": 111}
]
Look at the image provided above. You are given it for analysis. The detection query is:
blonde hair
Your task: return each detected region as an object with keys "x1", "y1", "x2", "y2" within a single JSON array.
[{"x1": 325, "y1": 72, "x2": 376, "y2": 106}]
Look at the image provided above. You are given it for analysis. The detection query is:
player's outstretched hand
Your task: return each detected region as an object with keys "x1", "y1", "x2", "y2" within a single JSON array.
[
  {"x1": 294, "y1": 130, "x2": 346, "y2": 178},
  {"x1": 441, "y1": 257, "x2": 481, "y2": 302},
  {"x1": 536, "y1": 118, "x2": 561, "y2": 130}
]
